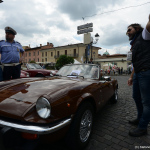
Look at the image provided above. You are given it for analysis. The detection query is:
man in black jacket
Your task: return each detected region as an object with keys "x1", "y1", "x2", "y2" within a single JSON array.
[{"x1": 127, "y1": 14, "x2": 150, "y2": 137}]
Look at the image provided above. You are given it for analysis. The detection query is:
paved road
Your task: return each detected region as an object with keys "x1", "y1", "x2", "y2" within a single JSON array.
[{"x1": 0, "y1": 76, "x2": 150, "y2": 150}]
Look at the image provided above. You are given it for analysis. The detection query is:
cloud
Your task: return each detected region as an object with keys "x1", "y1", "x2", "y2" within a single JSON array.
[
  {"x1": 58, "y1": 0, "x2": 123, "y2": 20},
  {"x1": 0, "y1": 0, "x2": 149, "y2": 50}
]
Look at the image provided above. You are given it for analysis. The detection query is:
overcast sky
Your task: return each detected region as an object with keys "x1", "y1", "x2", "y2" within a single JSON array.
[{"x1": 0, "y1": 0, "x2": 149, "y2": 55}]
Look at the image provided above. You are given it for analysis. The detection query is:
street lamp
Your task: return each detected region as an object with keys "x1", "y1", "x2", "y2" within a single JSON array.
[
  {"x1": 91, "y1": 33, "x2": 100, "y2": 62},
  {"x1": 0, "y1": 0, "x2": 3, "y2": 3}
]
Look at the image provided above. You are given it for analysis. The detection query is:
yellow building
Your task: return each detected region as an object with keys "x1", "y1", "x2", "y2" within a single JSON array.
[
  {"x1": 95, "y1": 52, "x2": 131, "y2": 71},
  {"x1": 40, "y1": 43, "x2": 101, "y2": 64}
]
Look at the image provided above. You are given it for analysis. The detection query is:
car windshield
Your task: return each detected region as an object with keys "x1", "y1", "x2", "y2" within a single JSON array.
[
  {"x1": 57, "y1": 64, "x2": 99, "y2": 79},
  {"x1": 27, "y1": 64, "x2": 43, "y2": 69}
]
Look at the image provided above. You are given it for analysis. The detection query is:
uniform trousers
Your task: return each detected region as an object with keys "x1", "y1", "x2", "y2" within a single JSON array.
[
  {"x1": 0, "y1": 67, "x2": 3, "y2": 81},
  {"x1": 3, "y1": 64, "x2": 21, "y2": 80}
]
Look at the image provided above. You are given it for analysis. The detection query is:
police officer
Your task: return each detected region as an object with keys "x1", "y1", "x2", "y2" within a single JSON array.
[
  {"x1": 0, "y1": 26, "x2": 24, "y2": 80},
  {"x1": 0, "y1": 61, "x2": 3, "y2": 81}
]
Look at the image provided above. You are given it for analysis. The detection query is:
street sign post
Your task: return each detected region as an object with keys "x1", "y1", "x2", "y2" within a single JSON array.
[
  {"x1": 77, "y1": 23, "x2": 93, "y2": 63},
  {"x1": 77, "y1": 23, "x2": 93, "y2": 35}
]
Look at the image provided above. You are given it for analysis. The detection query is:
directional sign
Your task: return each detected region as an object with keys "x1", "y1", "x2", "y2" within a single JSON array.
[
  {"x1": 77, "y1": 23, "x2": 93, "y2": 30},
  {"x1": 77, "y1": 28, "x2": 93, "y2": 35}
]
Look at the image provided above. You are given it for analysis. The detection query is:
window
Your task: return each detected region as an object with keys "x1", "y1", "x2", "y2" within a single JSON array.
[
  {"x1": 45, "y1": 58, "x2": 47, "y2": 62},
  {"x1": 45, "y1": 52, "x2": 47, "y2": 57},
  {"x1": 29, "y1": 52, "x2": 31, "y2": 57},
  {"x1": 38, "y1": 58, "x2": 39, "y2": 62},
  {"x1": 42, "y1": 59, "x2": 44, "y2": 62},
  {"x1": 57, "y1": 51, "x2": 59, "y2": 57},
  {"x1": 42, "y1": 52, "x2": 44, "y2": 57},
  {"x1": 51, "y1": 52, "x2": 53, "y2": 57},
  {"x1": 65, "y1": 50, "x2": 67, "y2": 55},
  {"x1": 74, "y1": 49, "x2": 76, "y2": 56},
  {"x1": 29, "y1": 59, "x2": 31, "y2": 62},
  {"x1": 33, "y1": 52, "x2": 35, "y2": 56},
  {"x1": 25, "y1": 53, "x2": 27, "y2": 57},
  {"x1": 38, "y1": 51, "x2": 39, "y2": 55}
]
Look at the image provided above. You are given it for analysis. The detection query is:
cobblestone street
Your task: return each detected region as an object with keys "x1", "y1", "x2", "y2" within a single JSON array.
[{"x1": 0, "y1": 75, "x2": 150, "y2": 150}]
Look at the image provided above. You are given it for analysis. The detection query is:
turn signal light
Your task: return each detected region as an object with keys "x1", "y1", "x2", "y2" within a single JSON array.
[
  {"x1": 22, "y1": 132, "x2": 38, "y2": 140},
  {"x1": 67, "y1": 103, "x2": 70, "y2": 107}
]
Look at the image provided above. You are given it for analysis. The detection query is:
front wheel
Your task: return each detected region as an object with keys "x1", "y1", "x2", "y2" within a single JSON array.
[{"x1": 65, "y1": 102, "x2": 94, "y2": 150}]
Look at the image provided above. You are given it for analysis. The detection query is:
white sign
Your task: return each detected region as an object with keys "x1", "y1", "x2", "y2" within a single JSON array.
[
  {"x1": 77, "y1": 28, "x2": 93, "y2": 35},
  {"x1": 77, "y1": 23, "x2": 93, "y2": 30}
]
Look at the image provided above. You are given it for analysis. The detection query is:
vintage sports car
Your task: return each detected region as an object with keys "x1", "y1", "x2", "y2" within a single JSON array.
[
  {"x1": 21, "y1": 63, "x2": 54, "y2": 77},
  {"x1": 0, "y1": 64, "x2": 118, "y2": 150}
]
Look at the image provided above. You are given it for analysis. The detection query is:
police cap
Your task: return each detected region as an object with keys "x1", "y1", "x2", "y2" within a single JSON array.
[{"x1": 5, "y1": 26, "x2": 17, "y2": 35}]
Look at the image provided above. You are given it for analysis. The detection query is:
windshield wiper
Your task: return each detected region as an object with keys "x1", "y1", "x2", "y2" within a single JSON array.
[{"x1": 67, "y1": 75, "x2": 84, "y2": 79}]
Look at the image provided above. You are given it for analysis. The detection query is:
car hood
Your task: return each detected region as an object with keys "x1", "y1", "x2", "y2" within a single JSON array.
[
  {"x1": 0, "y1": 77, "x2": 86, "y2": 119},
  {"x1": 28, "y1": 69, "x2": 51, "y2": 72}
]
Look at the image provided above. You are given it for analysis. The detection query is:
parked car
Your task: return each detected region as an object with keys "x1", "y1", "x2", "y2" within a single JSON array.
[
  {"x1": 21, "y1": 63, "x2": 54, "y2": 77},
  {"x1": 0, "y1": 64, "x2": 118, "y2": 150}
]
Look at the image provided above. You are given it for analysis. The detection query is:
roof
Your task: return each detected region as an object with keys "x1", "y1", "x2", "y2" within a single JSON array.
[{"x1": 94, "y1": 57, "x2": 127, "y2": 62}]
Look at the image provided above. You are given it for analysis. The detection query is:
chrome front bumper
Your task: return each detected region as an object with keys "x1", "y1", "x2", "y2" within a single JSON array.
[{"x1": 0, "y1": 118, "x2": 71, "y2": 134}]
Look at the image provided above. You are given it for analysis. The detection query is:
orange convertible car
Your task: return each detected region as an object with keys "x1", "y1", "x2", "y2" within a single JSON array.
[{"x1": 0, "y1": 64, "x2": 118, "y2": 150}]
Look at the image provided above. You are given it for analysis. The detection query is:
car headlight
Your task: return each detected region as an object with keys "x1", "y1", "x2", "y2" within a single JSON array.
[
  {"x1": 36, "y1": 97, "x2": 51, "y2": 119},
  {"x1": 26, "y1": 72, "x2": 30, "y2": 77}
]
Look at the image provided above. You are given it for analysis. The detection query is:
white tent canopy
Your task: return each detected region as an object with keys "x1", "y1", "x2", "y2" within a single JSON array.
[{"x1": 74, "y1": 59, "x2": 81, "y2": 64}]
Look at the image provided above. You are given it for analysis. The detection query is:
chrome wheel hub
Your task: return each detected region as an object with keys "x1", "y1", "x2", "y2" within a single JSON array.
[
  {"x1": 79, "y1": 109, "x2": 93, "y2": 143},
  {"x1": 115, "y1": 89, "x2": 118, "y2": 100}
]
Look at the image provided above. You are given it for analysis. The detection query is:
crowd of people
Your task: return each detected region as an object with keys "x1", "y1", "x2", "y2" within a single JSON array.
[{"x1": 105, "y1": 67, "x2": 124, "y2": 75}]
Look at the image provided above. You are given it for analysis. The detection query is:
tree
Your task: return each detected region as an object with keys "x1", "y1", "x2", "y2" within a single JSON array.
[
  {"x1": 30, "y1": 60, "x2": 36, "y2": 63},
  {"x1": 55, "y1": 55, "x2": 74, "y2": 69}
]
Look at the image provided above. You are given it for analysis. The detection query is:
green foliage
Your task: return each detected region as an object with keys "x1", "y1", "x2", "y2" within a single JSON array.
[
  {"x1": 30, "y1": 60, "x2": 36, "y2": 63},
  {"x1": 55, "y1": 55, "x2": 74, "y2": 69}
]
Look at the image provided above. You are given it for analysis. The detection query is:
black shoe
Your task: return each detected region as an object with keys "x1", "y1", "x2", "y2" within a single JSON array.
[
  {"x1": 129, "y1": 128, "x2": 147, "y2": 137},
  {"x1": 129, "y1": 119, "x2": 139, "y2": 125}
]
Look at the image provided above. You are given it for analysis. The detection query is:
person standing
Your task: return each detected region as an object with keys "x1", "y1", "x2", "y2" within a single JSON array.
[
  {"x1": 0, "y1": 26, "x2": 24, "y2": 80},
  {"x1": 0, "y1": 61, "x2": 3, "y2": 81},
  {"x1": 127, "y1": 14, "x2": 150, "y2": 137}
]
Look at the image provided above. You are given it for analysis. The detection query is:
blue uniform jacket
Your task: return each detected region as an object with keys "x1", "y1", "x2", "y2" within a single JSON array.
[{"x1": 0, "y1": 40, "x2": 24, "y2": 64}]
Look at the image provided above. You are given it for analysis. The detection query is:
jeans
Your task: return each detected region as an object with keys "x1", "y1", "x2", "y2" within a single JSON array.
[
  {"x1": 133, "y1": 69, "x2": 150, "y2": 129},
  {"x1": 0, "y1": 67, "x2": 3, "y2": 81}
]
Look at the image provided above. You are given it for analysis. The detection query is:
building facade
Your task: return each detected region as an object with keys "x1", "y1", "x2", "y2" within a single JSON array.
[
  {"x1": 23, "y1": 43, "x2": 101, "y2": 64},
  {"x1": 94, "y1": 53, "x2": 131, "y2": 71}
]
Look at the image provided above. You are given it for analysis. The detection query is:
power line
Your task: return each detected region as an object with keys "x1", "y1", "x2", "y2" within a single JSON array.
[{"x1": 82, "y1": 1, "x2": 150, "y2": 20}]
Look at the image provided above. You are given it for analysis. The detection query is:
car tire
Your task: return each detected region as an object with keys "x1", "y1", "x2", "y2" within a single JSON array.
[
  {"x1": 65, "y1": 102, "x2": 94, "y2": 150},
  {"x1": 35, "y1": 74, "x2": 44, "y2": 77},
  {"x1": 110, "y1": 88, "x2": 118, "y2": 104}
]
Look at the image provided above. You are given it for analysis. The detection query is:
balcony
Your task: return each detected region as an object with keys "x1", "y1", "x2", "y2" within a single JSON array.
[{"x1": 54, "y1": 54, "x2": 79, "y2": 58}]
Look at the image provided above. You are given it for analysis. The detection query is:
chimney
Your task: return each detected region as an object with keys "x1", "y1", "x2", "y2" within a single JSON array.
[
  {"x1": 50, "y1": 43, "x2": 53, "y2": 47},
  {"x1": 47, "y1": 42, "x2": 49, "y2": 45},
  {"x1": 29, "y1": 44, "x2": 30, "y2": 48},
  {"x1": 40, "y1": 44, "x2": 42, "y2": 47}
]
